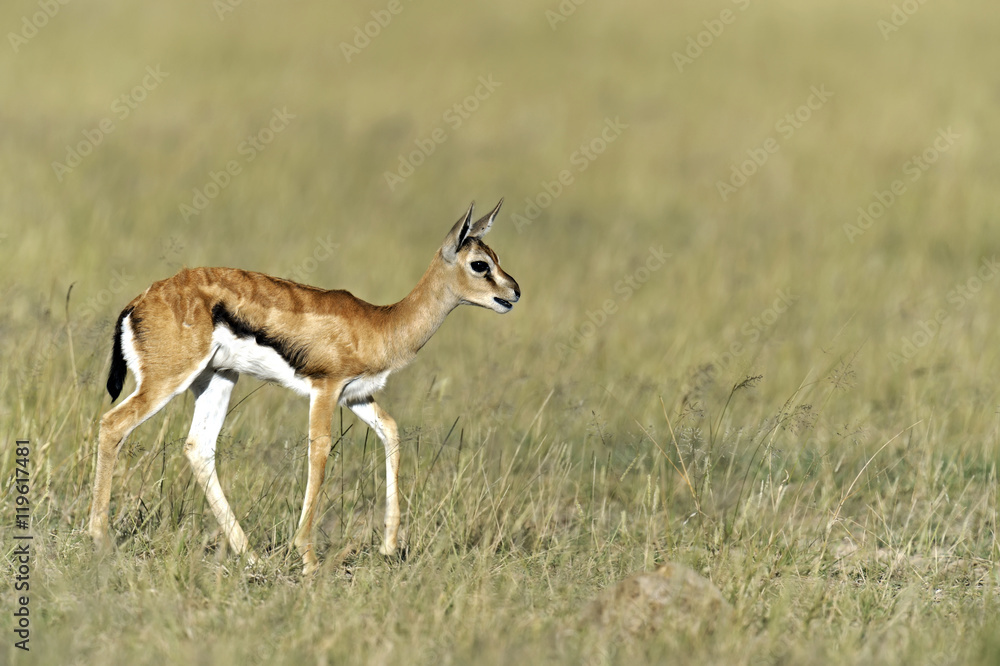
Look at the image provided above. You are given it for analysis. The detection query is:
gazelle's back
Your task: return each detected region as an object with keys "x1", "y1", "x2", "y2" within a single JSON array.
[{"x1": 123, "y1": 267, "x2": 389, "y2": 385}]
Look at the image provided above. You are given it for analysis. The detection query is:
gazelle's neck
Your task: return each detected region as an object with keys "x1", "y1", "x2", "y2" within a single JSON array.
[{"x1": 383, "y1": 254, "x2": 458, "y2": 365}]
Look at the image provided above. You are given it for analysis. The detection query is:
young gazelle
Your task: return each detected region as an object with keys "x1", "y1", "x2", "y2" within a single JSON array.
[{"x1": 88, "y1": 200, "x2": 519, "y2": 574}]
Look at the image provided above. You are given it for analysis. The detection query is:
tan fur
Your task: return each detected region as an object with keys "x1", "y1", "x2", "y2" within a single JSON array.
[{"x1": 88, "y1": 201, "x2": 519, "y2": 574}]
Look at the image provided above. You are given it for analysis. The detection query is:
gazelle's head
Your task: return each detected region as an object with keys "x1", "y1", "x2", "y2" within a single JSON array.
[{"x1": 440, "y1": 199, "x2": 520, "y2": 314}]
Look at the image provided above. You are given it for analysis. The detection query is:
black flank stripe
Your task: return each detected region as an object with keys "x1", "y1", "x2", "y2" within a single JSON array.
[{"x1": 211, "y1": 303, "x2": 312, "y2": 375}]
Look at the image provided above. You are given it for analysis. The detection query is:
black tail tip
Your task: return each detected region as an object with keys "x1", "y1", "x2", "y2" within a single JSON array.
[{"x1": 106, "y1": 367, "x2": 126, "y2": 403}]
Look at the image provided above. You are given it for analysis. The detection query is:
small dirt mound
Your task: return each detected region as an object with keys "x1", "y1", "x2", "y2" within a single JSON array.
[{"x1": 584, "y1": 562, "x2": 733, "y2": 639}]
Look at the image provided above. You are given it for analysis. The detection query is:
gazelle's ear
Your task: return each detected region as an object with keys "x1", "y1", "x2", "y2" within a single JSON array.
[
  {"x1": 441, "y1": 201, "x2": 475, "y2": 263},
  {"x1": 467, "y1": 198, "x2": 503, "y2": 239}
]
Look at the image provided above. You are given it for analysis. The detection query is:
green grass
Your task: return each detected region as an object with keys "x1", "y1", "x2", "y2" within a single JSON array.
[{"x1": 3, "y1": 0, "x2": 1000, "y2": 663}]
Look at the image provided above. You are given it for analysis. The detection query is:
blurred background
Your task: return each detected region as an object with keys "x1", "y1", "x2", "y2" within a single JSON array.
[
  {"x1": 3, "y1": 0, "x2": 998, "y2": 418},
  {"x1": 2, "y1": 0, "x2": 1000, "y2": 663},
  {"x1": 4, "y1": 0, "x2": 999, "y2": 406}
]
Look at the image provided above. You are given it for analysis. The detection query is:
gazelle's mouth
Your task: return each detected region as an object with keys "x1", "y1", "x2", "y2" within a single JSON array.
[{"x1": 494, "y1": 297, "x2": 512, "y2": 310}]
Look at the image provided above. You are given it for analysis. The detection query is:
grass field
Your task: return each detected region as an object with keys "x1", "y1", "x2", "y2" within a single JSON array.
[{"x1": 3, "y1": 0, "x2": 1000, "y2": 663}]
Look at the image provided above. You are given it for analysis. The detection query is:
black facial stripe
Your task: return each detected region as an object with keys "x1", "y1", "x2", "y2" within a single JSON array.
[{"x1": 211, "y1": 303, "x2": 312, "y2": 375}]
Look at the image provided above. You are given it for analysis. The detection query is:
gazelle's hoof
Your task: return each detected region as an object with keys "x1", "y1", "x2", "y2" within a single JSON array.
[
  {"x1": 300, "y1": 551, "x2": 320, "y2": 576},
  {"x1": 379, "y1": 539, "x2": 405, "y2": 557},
  {"x1": 89, "y1": 528, "x2": 112, "y2": 551}
]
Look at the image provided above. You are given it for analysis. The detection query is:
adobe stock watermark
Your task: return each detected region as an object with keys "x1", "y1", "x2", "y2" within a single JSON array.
[
  {"x1": 383, "y1": 75, "x2": 501, "y2": 191},
  {"x1": 11, "y1": 438, "x2": 32, "y2": 652},
  {"x1": 213, "y1": 0, "x2": 244, "y2": 21},
  {"x1": 8, "y1": 0, "x2": 72, "y2": 53},
  {"x1": 843, "y1": 127, "x2": 958, "y2": 243},
  {"x1": 28, "y1": 266, "x2": 138, "y2": 383},
  {"x1": 286, "y1": 235, "x2": 340, "y2": 284},
  {"x1": 179, "y1": 107, "x2": 296, "y2": 221},
  {"x1": 77, "y1": 269, "x2": 135, "y2": 327},
  {"x1": 51, "y1": 65, "x2": 169, "y2": 182},
  {"x1": 545, "y1": 0, "x2": 587, "y2": 30},
  {"x1": 878, "y1": 0, "x2": 931, "y2": 40},
  {"x1": 556, "y1": 245, "x2": 670, "y2": 355},
  {"x1": 512, "y1": 116, "x2": 628, "y2": 233},
  {"x1": 673, "y1": 0, "x2": 751, "y2": 73},
  {"x1": 888, "y1": 256, "x2": 999, "y2": 369},
  {"x1": 716, "y1": 85, "x2": 832, "y2": 201},
  {"x1": 340, "y1": 0, "x2": 410, "y2": 63},
  {"x1": 710, "y1": 289, "x2": 797, "y2": 376}
]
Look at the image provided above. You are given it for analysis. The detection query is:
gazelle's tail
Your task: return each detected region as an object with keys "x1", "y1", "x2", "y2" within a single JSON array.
[{"x1": 106, "y1": 306, "x2": 135, "y2": 402}]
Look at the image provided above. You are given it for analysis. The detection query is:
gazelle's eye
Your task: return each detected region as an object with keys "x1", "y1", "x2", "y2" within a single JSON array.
[{"x1": 470, "y1": 261, "x2": 489, "y2": 273}]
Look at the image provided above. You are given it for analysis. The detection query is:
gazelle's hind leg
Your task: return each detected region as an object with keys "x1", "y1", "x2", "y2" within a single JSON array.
[
  {"x1": 183, "y1": 369, "x2": 256, "y2": 562},
  {"x1": 348, "y1": 398, "x2": 401, "y2": 555},
  {"x1": 89, "y1": 381, "x2": 179, "y2": 544}
]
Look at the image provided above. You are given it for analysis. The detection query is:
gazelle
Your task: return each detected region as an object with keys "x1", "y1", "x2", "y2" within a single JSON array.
[{"x1": 88, "y1": 200, "x2": 520, "y2": 574}]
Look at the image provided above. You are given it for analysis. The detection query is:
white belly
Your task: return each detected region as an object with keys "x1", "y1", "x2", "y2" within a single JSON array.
[
  {"x1": 209, "y1": 327, "x2": 312, "y2": 396},
  {"x1": 340, "y1": 370, "x2": 391, "y2": 404}
]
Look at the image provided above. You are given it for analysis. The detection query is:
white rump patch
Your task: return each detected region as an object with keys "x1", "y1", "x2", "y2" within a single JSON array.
[
  {"x1": 121, "y1": 313, "x2": 143, "y2": 388},
  {"x1": 209, "y1": 326, "x2": 312, "y2": 396}
]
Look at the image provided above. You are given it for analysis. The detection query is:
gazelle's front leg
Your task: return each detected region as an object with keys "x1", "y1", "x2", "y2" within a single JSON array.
[
  {"x1": 348, "y1": 398, "x2": 401, "y2": 555},
  {"x1": 294, "y1": 382, "x2": 338, "y2": 574}
]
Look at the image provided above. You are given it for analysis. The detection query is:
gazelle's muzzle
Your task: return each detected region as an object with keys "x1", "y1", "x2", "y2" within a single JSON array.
[{"x1": 493, "y1": 277, "x2": 520, "y2": 312}]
